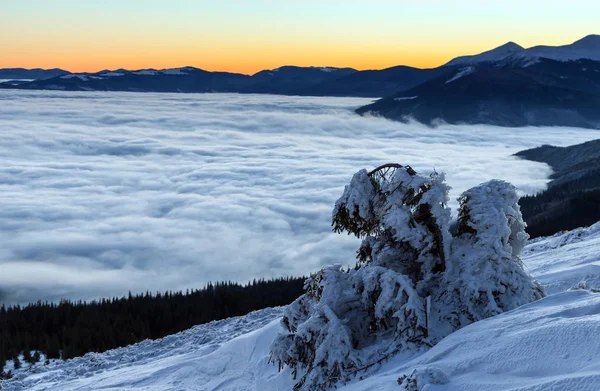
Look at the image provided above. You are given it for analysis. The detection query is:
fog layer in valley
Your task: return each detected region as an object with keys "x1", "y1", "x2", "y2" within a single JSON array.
[{"x1": 1, "y1": 90, "x2": 598, "y2": 304}]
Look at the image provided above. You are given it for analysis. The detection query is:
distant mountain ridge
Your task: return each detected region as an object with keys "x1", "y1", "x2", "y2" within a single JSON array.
[
  {"x1": 0, "y1": 63, "x2": 455, "y2": 97},
  {"x1": 356, "y1": 34, "x2": 600, "y2": 129},
  {"x1": 445, "y1": 34, "x2": 600, "y2": 66},
  {"x1": 356, "y1": 57, "x2": 600, "y2": 128},
  {"x1": 2, "y1": 34, "x2": 600, "y2": 128},
  {"x1": 0, "y1": 68, "x2": 69, "y2": 80},
  {"x1": 445, "y1": 42, "x2": 525, "y2": 66}
]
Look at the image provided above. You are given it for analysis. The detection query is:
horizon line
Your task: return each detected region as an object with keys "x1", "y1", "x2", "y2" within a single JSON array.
[{"x1": 3, "y1": 33, "x2": 598, "y2": 76}]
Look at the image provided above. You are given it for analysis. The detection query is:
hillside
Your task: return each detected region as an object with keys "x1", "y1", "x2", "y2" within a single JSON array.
[
  {"x1": 0, "y1": 64, "x2": 451, "y2": 98},
  {"x1": 517, "y1": 139, "x2": 600, "y2": 237},
  {"x1": 357, "y1": 35, "x2": 600, "y2": 128},
  {"x1": 4, "y1": 222, "x2": 600, "y2": 391},
  {"x1": 445, "y1": 34, "x2": 600, "y2": 66},
  {"x1": 0, "y1": 68, "x2": 69, "y2": 80},
  {"x1": 356, "y1": 58, "x2": 600, "y2": 128},
  {"x1": 4, "y1": 35, "x2": 600, "y2": 120},
  {"x1": 0, "y1": 65, "x2": 447, "y2": 98}
]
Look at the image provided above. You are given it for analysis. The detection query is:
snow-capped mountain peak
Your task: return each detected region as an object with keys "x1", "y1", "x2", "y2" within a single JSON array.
[
  {"x1": 446, "y1": 34, "x2": 600, "y2": 67},
  {"x1": 445, "y1": 41, "x2": 525, "y2": 66},
  {"x1": 515, "y1": 35, "x2": 600, "y2": 63}
]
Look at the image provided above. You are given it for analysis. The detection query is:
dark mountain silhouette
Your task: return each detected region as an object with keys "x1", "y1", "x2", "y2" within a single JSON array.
[
  {"x1": 0, "y1": 64, "x2": 447, "y2": 97},
  {"x1": 517, "y1": 139, "x2": 600, "y2": 237},
  {"x1": 356, "y1": 58, "x2": 600, "y2": 128},
  {"x1": 3, "y1": 35, "x2": 600, "y2": 128},
  {"x1": 0, "y1": 67, "x2": 69, "y2": 80}
]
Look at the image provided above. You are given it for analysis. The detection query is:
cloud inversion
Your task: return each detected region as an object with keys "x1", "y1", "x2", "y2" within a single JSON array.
[{"x1": 1, "y1": 90, "x2": 598, "y2": 304}]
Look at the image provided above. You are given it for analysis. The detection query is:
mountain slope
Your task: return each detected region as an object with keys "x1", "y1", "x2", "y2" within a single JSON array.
[
  {"x1": 306, "y1": 65, "x2": 452, "y2": 97},
  {"x1": 517, "y1": 139, "x2": 600, "y2": 237},
  {"x1": 6, "y1": 67, "x2": 255, "y2": 93},
  {"x1": 516, "y1": 139, "x2": 600, "y2": 174},
  {"x1": 445, "y1": 41, "x2": 525, "y2": 66},
  {"x1": 0, "y1": 65, "x2": 446, "y2": 97},
  {"x1": 515, "y1": 34, "x2": 600, "y2": 63},
  {"x1": 4, "y1": 222, "x2": 600, "y2": 390},
  {"x1": 0, "y1": 68, "x2": 69, "y2": 80},
  {"x1": 247, "y1": 66, "x2": 358, "y2": 95},
  {"x1": 357, "y1": 59, "x2": 600, "y2": 128},
  {"x1": 445, "y1": 34, "x2": 600, "y2": 66}
]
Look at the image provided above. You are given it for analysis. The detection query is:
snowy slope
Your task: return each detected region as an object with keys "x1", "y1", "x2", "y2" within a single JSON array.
[
  {"x1": 523, "y1": 223, "x2": 600, "y2": 295},
  {"x1": 516, "y1": 34, "x2": 600, "y2": 63},
  {"x1": 4, "y1": 222, "x2": 600, "y2": 391},
  {"x1": 1, "y1": 308, "x2": 291, "y2": 391},
  {"x1": 445, "y1": 35, "x2": 600, "y2": 66},
  {"x1": 445, "y1": 42, "x2": 525, "y2": 66}
]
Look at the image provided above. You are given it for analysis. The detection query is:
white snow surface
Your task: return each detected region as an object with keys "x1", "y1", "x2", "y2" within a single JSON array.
[
  {"x1": 0, "y1": 79, "x2": 34, "y2": 83},
  {"x1": 446, "y1": 35, "x2": 600, "y2": 66},
  {"x1": 445, "y1": 66, "x2": 475, "y2": 84},
  {"x1": 132, "y1": 70, "x2": 159, "y2": 76},
  {"x1": 445, "y1": 42, "x2": 524, "y2": 66},
  {"x1": 162, "y1": 67, "x2": 194, "y2": 75},
  {"x1": 514, "y1": 34, "x2": 600, "y2": 63},
  {"x1": 394, "y1": 96, "x2": 418, "y2": 101},
  {"x1": 4, "y1": 222, "x2": 600, "y2": 390},
  {"x1": 523, "y1": 222, "x2": 600, "y2": 295}
]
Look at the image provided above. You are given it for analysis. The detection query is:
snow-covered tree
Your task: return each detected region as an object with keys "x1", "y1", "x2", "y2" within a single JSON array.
[
  {"x1": 271, "y1": 165, "x2": 544, "y2": 390},
  {"x1": 435, "y1": 180, "x2": 545, "y2": 331}
]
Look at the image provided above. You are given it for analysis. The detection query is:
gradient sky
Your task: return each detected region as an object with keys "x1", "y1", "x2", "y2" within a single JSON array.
[{"x1": 1, "y1": 0, "x2": 599, "y2": 74}]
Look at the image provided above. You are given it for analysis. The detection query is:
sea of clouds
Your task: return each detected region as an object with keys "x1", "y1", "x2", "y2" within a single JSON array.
[{"x1": 0, "y1": 90, "x2": 599, "y2": 304}]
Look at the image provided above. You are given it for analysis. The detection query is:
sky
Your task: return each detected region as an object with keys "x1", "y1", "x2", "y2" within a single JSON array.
[
  {"x1": 2, "y1": 90, "x2": 600, "y2": 305},
  {"x1": 1, "y1": 0, "x2": 599, "y2": 74}
]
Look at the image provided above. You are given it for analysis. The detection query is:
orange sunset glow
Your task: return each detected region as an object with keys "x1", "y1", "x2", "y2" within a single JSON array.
[{"x1": 2, "y1": 0, "x2": 599, "y2": 73}]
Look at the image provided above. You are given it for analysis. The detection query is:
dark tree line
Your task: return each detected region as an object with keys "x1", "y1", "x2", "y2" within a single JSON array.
[
  {"x1": 516, "y1": 141, "x2": 600, "y2": 239},
  {"x1": 0, "y1": 277, "x2": 305, "y2": 375},
  {"x1": 521, "y1": 189, "x2": 600, "y2": 238},
  {"x1": 520, "y1": 167, "x2": 600, "y2": 238}
]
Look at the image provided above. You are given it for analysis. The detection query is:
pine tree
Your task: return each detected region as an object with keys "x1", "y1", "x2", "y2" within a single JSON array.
[
  {"x1": 271, "y1": 164, "x2": 452, "y2": 390},
  {"x1": 23, "y1": 349, "x2": 34, "y2": 364},
  {"x1": 271, "y1": 165, "x2": 545, "y2": 390},
  {"x1": 435, "y1": 180, "x2": 545, "y2": 330}
]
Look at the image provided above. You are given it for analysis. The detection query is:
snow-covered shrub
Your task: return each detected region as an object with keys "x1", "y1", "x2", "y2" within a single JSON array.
[
  {"x1": 571, "y1": 281, "x2": 600, "y2": 293},
  {"x1": 397, "y1": 366, "x2": 449, "y2": 390},
  {"x1": 270, "y1": 165, "x2": 544, "y2": 390},
  {"x1": 435, "y1": 180, "x2": 545, "y2": 331}
]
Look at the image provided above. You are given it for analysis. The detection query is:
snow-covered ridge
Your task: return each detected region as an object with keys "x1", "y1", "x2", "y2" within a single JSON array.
[
  {"x1": 515, "y1": 34, "x2": 600, "y2": 63},
  {"x1": 3, "y1": 222, "x2": 600, "y2": 390},
  {"x1": 445, "y1": 42, "x2": 524, "y2": 67},
  {"x1": 446, "y1": 34, "x2": 600, "y2": 66},
  {"x1": 55, "y1": 67, "x2": 202, "y2": 81}
]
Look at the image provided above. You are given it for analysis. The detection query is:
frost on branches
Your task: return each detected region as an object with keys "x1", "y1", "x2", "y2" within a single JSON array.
[
  {"x1": 270, "y1": 164, "x2": 545, "y2": 390},
  {"x1": 436, "y1": 180, "x2": 546, "y2": 330}
]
